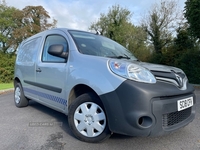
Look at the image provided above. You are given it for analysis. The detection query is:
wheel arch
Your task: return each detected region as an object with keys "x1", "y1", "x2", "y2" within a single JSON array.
[
  {"x1": 14, "y1": 77, "x2": 21, "y2": 87},
  {"x1": 68, "y1": 84, "x2": 102, "y2": 107}
]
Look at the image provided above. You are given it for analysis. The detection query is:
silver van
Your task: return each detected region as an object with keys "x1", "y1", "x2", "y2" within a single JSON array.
[{"x1": 14, "y1": 28, "x2": 196, "y2": 143}]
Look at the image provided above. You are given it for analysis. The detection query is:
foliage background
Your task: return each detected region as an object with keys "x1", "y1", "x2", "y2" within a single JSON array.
[
  {"x1": 0, "y1": 1, "x2": 56, "y2": 83},
  {"x1": 0, "y1": 0, "x2": 200, "y2": 84},
  {"x1": 0, "y1": 52, "x2": 16, "y2": 83}
]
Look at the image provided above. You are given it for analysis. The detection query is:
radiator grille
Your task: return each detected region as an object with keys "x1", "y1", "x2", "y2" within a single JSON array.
[{"x1": 162, "y1": 108, "x2": 192, "y2": 128}]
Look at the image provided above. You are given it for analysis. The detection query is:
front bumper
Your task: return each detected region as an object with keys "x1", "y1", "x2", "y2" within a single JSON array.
[{"x1": 100, "y1": 80, "x2": 196, "y2": 137}]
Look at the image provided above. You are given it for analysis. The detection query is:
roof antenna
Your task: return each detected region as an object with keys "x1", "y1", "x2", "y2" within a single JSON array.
[{"x1": 96, "y1": 30, "x2": 101, "y2": 35}]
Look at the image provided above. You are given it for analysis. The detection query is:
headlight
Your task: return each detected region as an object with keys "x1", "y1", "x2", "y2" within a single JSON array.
[{"x1": 109, "y1": 60, "x2": 156, "y2": 83}]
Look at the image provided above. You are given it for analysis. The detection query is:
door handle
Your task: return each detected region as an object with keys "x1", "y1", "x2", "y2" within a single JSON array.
[{"x1": 36, "y1": 68, "x2": 42, "y2": 72}]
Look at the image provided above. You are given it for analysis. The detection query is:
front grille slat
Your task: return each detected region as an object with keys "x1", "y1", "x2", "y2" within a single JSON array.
[
  {"x1": 152, "y1": 71, "x2": 187, "y2": 90},
  {"x1": 162, "y1": 107, "x2": 192, "y2": 128}
]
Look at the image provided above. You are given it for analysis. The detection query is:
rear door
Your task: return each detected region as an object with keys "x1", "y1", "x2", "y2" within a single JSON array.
[
  {"x1": 17, "y1": 37, "x2": 42, "y2": 100},
  {"x1": 35, "y1": 30, "x2": 69, "y2": 110}
]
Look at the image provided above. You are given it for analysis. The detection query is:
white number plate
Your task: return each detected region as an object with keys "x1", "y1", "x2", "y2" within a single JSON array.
[{"x1": 177, "y1": 97, "x2": 193, "y2": 111}]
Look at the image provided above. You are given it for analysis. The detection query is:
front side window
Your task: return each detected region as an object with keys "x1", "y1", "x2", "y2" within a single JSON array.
[
  {"x1": 69, "y1": 30, "x2": 137, "y2": 61},
  {"x1": 42, "y1": 35, "x2": 68, "y2": 62}
]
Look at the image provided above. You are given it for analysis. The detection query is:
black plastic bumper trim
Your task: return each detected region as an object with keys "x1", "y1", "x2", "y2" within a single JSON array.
[
  {"x1": 24, "y1": 80, "x2": 62, "y2": 93},
  {"x1": 100, "y1": 80, "x2": 196, "y2": 137}
]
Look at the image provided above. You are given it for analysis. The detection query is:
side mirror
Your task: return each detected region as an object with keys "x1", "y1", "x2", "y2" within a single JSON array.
[{"x1": 48, "y1": 44, "x2": 68, "y2": 59}]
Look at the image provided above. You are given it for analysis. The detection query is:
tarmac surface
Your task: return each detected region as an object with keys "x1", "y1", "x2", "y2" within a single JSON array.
[{"x1": 0, "y1": 88, "x2": 199, "y2": 150}]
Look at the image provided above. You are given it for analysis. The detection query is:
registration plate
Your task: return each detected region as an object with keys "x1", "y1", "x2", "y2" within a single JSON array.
[{"x1": 177, "y1": 97, "x2": 193, "y2": 111}]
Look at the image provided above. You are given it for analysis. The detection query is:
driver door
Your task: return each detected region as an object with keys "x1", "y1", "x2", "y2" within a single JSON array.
[{"x1": 35, "y1": 31, "x2": 68, "y2": 110}]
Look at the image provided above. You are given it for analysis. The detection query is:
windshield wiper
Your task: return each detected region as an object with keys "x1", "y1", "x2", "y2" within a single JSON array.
[{"x1": 109, "y1": 54, "x2": 130, "y2": 59}]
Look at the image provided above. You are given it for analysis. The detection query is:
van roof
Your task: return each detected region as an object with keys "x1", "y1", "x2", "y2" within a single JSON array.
[{"x1": 20, "y1": 28, "x2": 92, "y2": 44}]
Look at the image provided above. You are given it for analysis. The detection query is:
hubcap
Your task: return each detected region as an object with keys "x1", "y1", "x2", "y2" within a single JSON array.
[
  {"x1": 15, "y1": 87, "x2": 21, "y2": 104},
  {"x1": 74, "y1": 102, "x2": 106, "y2": 137}
]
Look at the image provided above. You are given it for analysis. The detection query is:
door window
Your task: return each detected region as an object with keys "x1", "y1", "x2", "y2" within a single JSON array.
[{"x1": 42, "y1": 35, "x2": 68, "y2": 62}]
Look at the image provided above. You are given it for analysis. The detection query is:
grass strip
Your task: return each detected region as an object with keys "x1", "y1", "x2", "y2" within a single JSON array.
[{"x1": 0, "y1": 83, "x2": 13, "y2": 90}]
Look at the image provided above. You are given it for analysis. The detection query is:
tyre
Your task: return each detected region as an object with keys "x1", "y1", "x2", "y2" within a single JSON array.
[
  {"x1": 68, "y1": 93, "x2": 111, "y2": 143},
  {"x1": 14, "y1": 82, "x2": 28, "y2": 107}
]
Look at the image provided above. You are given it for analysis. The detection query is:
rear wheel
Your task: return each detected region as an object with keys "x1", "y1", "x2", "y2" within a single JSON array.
[
  {"x1": 14, "y1": 82, "x2": 28, "y2": 107},
  {"x1": 68, "y1": 93, "x2": 111, "y2": 143}
]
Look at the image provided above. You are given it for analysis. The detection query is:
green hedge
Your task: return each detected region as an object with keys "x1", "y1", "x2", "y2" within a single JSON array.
[
  {"x1": 0, "y1": 53, "x2": 16, "y2": 83},
  {"x1": 175, "y1": 49, "x2": 200, "y2": 84},
  {"x1": 149, "y1": 49, "x2": 200, "y2": 84}
]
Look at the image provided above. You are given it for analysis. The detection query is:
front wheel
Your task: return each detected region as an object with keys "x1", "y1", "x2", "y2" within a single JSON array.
[{"x1": 68, "y1": 93, "x2": 111, "y2": 143}]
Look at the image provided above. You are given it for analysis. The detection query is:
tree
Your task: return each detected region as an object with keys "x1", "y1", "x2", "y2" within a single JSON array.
[
  {"x1": 89, "y1": 5, "x2": 149, "y2": 60},
  {"x1": 141, "y1": 0, "x2": 182, "y2": 55},
  {"x1": 125, "y1": 26, "x2": 150, "y2": 61},
  {"x1": 158, "y1": 24, "x2": 200, "y2": 83},
  {"x1": 10, "y1": 6, "x2": 57, "y2": 52},
  {"x1": 162, "y1": 25, "x2": 195, "y2": 65},
  {"x1": 184, "y1": 0, "x2": 200, "y2": 39},
  {"x1": 0, "y1": 2, "x2": 58, "y2": 83},
  {"x1": 0, "y1": 1, "x2": 20, "y2": 53},
  {"x1": 0, "y1": 2, "x2": 57, "y2": 53},
  {"x1": 90, "y1": 5, "x2": 132, "y2": 45}
]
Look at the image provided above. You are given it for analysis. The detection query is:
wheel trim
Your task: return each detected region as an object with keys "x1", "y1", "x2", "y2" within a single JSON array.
[
  {"x1": 74, "y1": 102, "x2": 106, "y2": 137},
  {"x1": 15, "y1": 87, "x2": 21, "y2": 104}
]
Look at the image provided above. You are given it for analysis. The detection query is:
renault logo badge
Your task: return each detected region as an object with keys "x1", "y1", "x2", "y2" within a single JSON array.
[{"x1": 175, "y1": 73, "x2": 183, "y2": 87}]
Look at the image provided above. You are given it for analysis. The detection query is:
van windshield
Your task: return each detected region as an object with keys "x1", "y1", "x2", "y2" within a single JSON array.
[{"x1": 69, "y1": 30, "x2": 137, "y2": 60}]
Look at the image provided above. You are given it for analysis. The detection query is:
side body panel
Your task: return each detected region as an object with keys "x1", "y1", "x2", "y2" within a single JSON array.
[{"x1": 15, "y1": 36, "x2": 43, "y2": 100}]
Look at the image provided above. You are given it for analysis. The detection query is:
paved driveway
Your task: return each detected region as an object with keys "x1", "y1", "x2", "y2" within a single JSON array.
[{"x1": 0, "y1": 90, "x2": 199, "y2": 150}]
